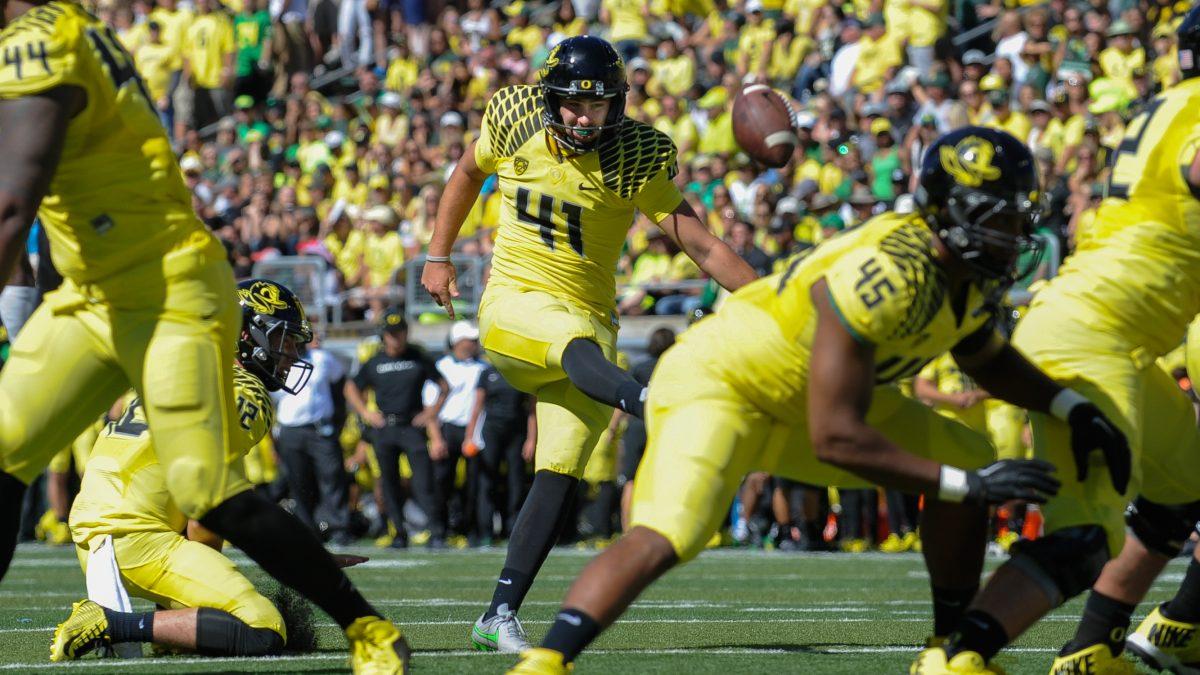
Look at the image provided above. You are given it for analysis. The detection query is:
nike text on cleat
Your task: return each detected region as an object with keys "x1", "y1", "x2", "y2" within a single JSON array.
[
  {"x1": 1127, "y1": 604, "x2": 1200, "y2": 674},
  {"x1": 1049, "y1": 642, "x2": 1135, "y2": 675}
]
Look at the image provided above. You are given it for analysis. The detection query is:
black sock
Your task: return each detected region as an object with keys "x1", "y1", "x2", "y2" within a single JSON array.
[
  {"x1": 931, "y1": 585, "x2": 978, "y2": 638},
  {"x1": 1063, "y1": 591, "x2": 1135, "y2": 655},
  {"x1": 199, "y1": 490, "x2": 376, "y2": 629},
  {"x1": 542, "y1": 608, "x2": 601, "y2": 663},
  {"x1": 946, "y1": 609, "x2": 1009, "y2": 662},
  {"x1": 1165, "y1": 557, "x2": 1200, "y2": 623},
  {"x1": 0, "y1": 472, "x2": 26, "y2": 582},
  {"x1": 486, "y1": 567, "x2": 530, "y2": 619},
  {"x1": 485, "y1": 471, "x2": 578, "y2": 619},
  {"x1": 103, "y1": 608, "x2": 154, "y2": 643},
  {"x1": 561, "y1": 338, "x2": 646, "y2": 418},
  {"x1": 195, "y1": 607, "x2": 284, "y2": 656}
]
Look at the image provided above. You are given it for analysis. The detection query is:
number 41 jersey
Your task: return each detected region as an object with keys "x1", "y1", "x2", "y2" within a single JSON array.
[
  {"x1": 677, "y1": 212, "x2": 995, "y2": 421},
  {"x1": 0, "y1": 1, "x2": 207, "y2": 284},
  {"x1": 476, "y1": 85, "x2": 685, "y2": 318}
]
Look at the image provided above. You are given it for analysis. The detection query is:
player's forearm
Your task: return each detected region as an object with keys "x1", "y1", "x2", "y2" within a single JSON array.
[
  {"x1": 187, "y1": 520, "x2": 224, "y2": 551},
  {"x1": 959, "y1": 342, "x2": 1058, "y2": 414},
  {"x1": 694, "y1": 240, "x2": 758, "y2": 292},
  {"x1": 428, "y1": 159, "x2": 485, "y2": 257},
  {"x1": 0, "y1": 216, "x2": 32, "y2": 295},
  {"x1": 811, "y1": 424, "x2": 943, "y2": 494},
  {"x1": 913, "y1": 377, "x2": 957, "y2": 407}
]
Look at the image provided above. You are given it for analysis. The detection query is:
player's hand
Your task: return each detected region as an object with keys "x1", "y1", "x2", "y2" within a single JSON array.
[
  {"x1": 421, "y1": 260, "x2": 460, "y2": 319},
  {"x1": 333, "y1": 553, "x2": 369, "y2": 568},
  {"x1": 430, "y1": 438, "x2": 449, "y2": 460},
  {"x1": 522, "y1": 438, "x2": 536, "y2": 462},
  {"x1": 964, "y1": 459, "x2": 1061, "y2": 506},
  {"x1": 364, "y1": 410, "x2": 386, "y2": 429},
  {"x1": 1065, "y1": 402, "x2": 1131, "y2": 494}
]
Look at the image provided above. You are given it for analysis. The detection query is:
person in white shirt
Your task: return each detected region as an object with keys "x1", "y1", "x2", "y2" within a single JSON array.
[
  {"x1": 272, "y1": 332, "x2": 353, "y2": 545},
  {"x1": 427, "y1": 321, "x2": 487, "y2": 544}
]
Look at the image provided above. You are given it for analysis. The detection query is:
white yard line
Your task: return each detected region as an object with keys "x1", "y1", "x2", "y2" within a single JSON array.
[{"x1": 0, "y1": 645, "x2": 1064, "y2": 669}]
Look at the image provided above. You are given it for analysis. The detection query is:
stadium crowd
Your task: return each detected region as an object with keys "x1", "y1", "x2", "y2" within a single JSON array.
[{"x1": 2, "y1": 0, "x2": 1195, "y2": 552}]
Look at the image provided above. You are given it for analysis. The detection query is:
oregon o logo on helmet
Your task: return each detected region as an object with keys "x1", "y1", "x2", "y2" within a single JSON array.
[
  {"x1": 240, "y1": 281, "x2": 289, "y2": 314},
  {"x1": 939, "y1": 135, "x2": 1001, "y2": 188}
]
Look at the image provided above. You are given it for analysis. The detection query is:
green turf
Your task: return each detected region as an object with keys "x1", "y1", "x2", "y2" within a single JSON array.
[{"x1": 0, "y1": 542, "x2": 1185, "y2": 673}]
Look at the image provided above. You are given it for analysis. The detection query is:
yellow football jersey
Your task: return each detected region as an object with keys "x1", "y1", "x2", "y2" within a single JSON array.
[
  {"x1": 69, "y1": 365, "x2": 273, "y2": 541},
  {"x1": 676, "y1": 212, "x2": 995, "y2": 421},
  {"x1": 475, "y1": 85, "x2": 684, "y2": 318},
  {"x1": 1032, "y1": 77, "x2": 1200, "y2": 356},
  {"x1": 0, "y1": 2, "x2": 210, "y2": 284}
]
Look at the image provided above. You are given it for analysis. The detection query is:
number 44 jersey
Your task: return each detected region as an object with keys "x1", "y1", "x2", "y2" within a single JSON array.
[
  {"x1": 0, "y1": 1, "x2": 206, "y2": 284},
  {"x1": 676, "y1": 212, "x2": 995, "y2": 422},
  {"x1": 476, "y1": 85, "x2": 685, "y2": 318}
]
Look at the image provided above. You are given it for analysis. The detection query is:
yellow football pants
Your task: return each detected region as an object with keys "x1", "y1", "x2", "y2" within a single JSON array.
[
  {"x1": 477, "y1": 283, "x2": 618, "y2": 478},
  {"x1": 77, "y1": 530, "x2": 284, "y2": 638},
  {"x1": 631, "y1": 346, "x2": 995, "y2": 562},
  {"x1": 0, "y1": 234, "x2": 244, "y2": 518},
  {"x1": 1014, "y1": 309, "x2": 1200, "y2": 557}
]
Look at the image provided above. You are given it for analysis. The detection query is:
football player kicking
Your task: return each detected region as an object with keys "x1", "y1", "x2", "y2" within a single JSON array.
[
  {"x1": 0, "y1": 3, "x2": 405, "y2": 671},
  {"x1": 49, "y1": 279, "x2": 357, "y2": 661},
  {"x1": 508, "y1": 127, "x2": 1131, "y2": 674},
  {"x1": 916, "y1": 8, "x2": 1200, "y2": 674},
  {"x1": 420, "y1": 35, "x2": 757, "y2": 652}
]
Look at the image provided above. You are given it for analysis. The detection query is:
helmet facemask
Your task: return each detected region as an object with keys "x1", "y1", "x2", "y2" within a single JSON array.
[
  {"x1": 241, "y1": 313, "x2": 314, "y2": 394},
  {"x1": 938, "y1": 185, "x2": 1044, "y2": 283},
  {"x1": 540, "y1": 82, "x2": 626, "y2": 154}
]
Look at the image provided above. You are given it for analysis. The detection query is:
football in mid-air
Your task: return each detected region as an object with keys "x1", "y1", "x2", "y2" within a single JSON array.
[{"x1": 732, "y1": 84, "x2": 797, "y2": 168}]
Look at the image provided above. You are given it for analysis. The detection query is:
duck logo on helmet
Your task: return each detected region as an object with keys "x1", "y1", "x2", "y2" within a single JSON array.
[
  {"x1": 239, "y1": 281, "x2": 290, "y2": 315},
  {"x1": 940, "y1": 136, "x2": 1001, "y2": 188}
]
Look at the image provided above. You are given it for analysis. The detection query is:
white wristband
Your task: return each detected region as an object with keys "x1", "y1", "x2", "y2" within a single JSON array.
[
  {"x1": 1050, "y1": 388, "x2": 1089, "y2": 422},
  {"x1": 938, "y1": 466, "x2": 970, "y2": 503},
  {"x1": 425, "y1": 255, "x2": 451, "y2": 263}
]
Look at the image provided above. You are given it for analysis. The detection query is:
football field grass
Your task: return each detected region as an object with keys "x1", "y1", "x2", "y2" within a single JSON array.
[{"x1": 0, "y1": 542, "x2": 1185, "y2": 673}]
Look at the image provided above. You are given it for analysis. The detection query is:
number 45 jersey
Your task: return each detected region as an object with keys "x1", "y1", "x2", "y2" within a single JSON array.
[
  {"x1": 69, "y1": 365, "x2": 272, "y2": 542},
  {"x1": 476, "y1": 85, "x2": 685, "y2": 318},
  {"x1": 0, "y1": 1, "x2": 206, "y2": 284},
  {"x1": 680, "y1": 212, "x2": 995, "y2": 422}
]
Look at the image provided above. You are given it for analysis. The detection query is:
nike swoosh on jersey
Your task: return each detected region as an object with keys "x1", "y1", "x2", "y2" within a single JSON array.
[{"x1": 579, "y1": 183, "x2": 597, "y2": 191}]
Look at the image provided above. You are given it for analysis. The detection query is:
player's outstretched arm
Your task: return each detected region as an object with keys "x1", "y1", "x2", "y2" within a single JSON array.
[
  {"x1": 421, "y1": 139, "x2": 489, "y2": 319},
  {"x1": 954, "y1": 334, "x2": 1132, "y2": 494},
  {"x1": 657, "y1": 199, "x2": 758, "y2": 292},
  {"x1": 0, "y1": 86, "x2": 83, "y2": 293},
  {"x1": 808, "y1": 279, "x2": 1060, "y2": 505}
]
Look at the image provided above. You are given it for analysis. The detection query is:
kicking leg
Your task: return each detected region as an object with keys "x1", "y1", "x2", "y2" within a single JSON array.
[{"x1": 561, "y1": 338, "x2": 646, "y2": 418}]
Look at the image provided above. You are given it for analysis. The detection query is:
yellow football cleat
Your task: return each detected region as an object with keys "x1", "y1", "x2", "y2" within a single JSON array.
[
  {"x1": 507, "y1": 647, "x2": 574, "y2": 674},
  {"x1": 1127, "y1": 603, "x2": 1200, "y2": 674},
  {"x1": 840, "y1": 538, "x2": 869, "y2": 553},
  {"x1": 911, "y1": 647, "x2": 1005, "y2": 674},
  {"x1": 880, "y1": 533, "x2": 909, "y2": 553},
  {"x1": 1048, "y1": 643, "x2": 1134, "y2": 674},
  {"x1": 346, "y1": 616, "x2": 411, "y2": 675},
  {"x1": 49, "y1": 600, "x2": 110, "y2": 662}
]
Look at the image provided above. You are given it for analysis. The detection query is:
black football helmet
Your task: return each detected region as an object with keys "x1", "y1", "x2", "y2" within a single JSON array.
[
  {"x1": 1180, "y1": 4, "x2": 1200, "y2": 80},
  {"x1": 538, "y1": 36, "x2": 628, "y2": 153},
  {"x1": 236, "y1": 278, "x2": 314, "y2": 394},
  {"x1": 915, "y1": 126, "x2": 1043, "y2": 281}
]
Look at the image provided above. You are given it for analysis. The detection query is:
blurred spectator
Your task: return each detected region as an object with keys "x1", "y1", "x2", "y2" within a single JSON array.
[{"x1": 428, "y1": 322, "x2": 486, "y2": 544}]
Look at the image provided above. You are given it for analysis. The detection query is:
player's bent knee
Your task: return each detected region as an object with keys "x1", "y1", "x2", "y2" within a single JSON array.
[
  {"x1": 1008, "y1": 525, "x2": 1109, "y2": 606},
  {"x1": 1126, "y1": 497, "x2": 1200, "y2": 558},
  {"x1": 195, "y1": 607, "x2": 285, "y2": 656}
]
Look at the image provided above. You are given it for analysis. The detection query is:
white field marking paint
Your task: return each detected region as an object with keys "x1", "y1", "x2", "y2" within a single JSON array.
[
  {"x1": 739, "y1": 607, "x2": 873, "y2": 613},
  {"x1": 0, "y1": 645, "x2": 1067, "y2": 669}
]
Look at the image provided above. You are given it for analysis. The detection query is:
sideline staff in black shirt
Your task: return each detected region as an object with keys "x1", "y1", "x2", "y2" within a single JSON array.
[{"x1": 345, "y1": 310, "x2": 448, "y2": 547}]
